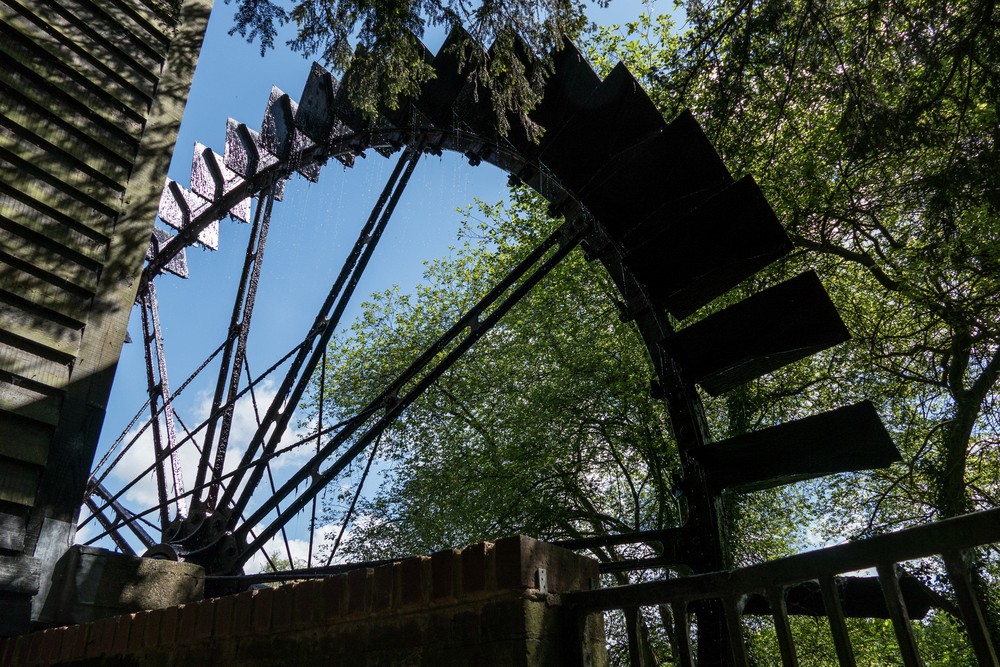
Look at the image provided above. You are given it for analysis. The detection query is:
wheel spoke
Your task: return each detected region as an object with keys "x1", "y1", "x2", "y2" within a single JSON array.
[
  {"x1": 221, "y1": 145, "x2": 423, "y2": 521},
  {"x1": 139, "y1": 286, "x2": 175, "y2": 529},
  {"x1": 81, "y1": 339, "x2": 310, "y2": 531},
  {"x1": 86, "y1": 332, "x2": 233, "y2": 501},
  {"x1": 234, "y1": 217, "x2": 587, "y2": 566},
  {"x1": 195, "y1": 186, "x2": 277, "y2": 506},
  {"x1": 324, "y1": 431, "x2": 381, "y2": 566},
  {"x1": 87, "y1": 482, "x2": 156, "y2": 550},
  {"x1": 83, "y1": 497, "x2": 136, "y2": 555},
  {"x1": 307, "y1": 350, "x2": 325, "y2": 568}
]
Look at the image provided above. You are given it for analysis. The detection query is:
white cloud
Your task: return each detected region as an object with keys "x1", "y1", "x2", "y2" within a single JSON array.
[
  {"x1": 242, "y1": 522, "x2": 343, "y2": 574},
  {"x1": 99, "y1": 379, "x2": 318, "y2": 554}
]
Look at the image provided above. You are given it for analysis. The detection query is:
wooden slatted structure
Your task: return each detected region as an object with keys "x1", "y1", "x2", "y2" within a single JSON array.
[{"x1": 0, "y1": 0, "x2": 211, "y2": 633}]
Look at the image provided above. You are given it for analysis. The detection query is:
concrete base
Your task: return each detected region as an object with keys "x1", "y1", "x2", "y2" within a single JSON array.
[{"x1": 37, "y1": 546, "x2": 204, "y2": 627}]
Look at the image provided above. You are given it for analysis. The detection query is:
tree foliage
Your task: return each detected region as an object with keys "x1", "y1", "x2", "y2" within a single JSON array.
[
  {"x1": 299, "y1": 0, "x2": 999, "y2": 659},
  {"x1": 310, "y1": 190, "x2": 684, "y2": 564},
  {"x1": 589, "y1": 0, "x2": 1000, "y2": 531},
  {"x1": 227, "y1": 0, "x2": 590, "y2": 125}
]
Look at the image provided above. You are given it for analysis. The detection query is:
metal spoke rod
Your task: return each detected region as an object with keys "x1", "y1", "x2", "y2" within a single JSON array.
[
  {"x1": 81, "y1": 408, "x2": 375, "y2": 545},
  {"x1": 194, "y1": 186, "x2": 276, "y2": 504},
  {"x1": 86, "y1": 332, "x2": 235, "y2": 499},
  {"x1": 222, "y1": 145, "x2": 423, "y2": 519},
  {"x1": 139, "y1": 285, "x2": 174, "y2": 529},
  {"x1": 79, "y1": 338, "x2": 311, "y2": 531},
  {"x1": 84, "y1": 497, "x2": 135, "y2": 555},
  {"x1": 87, "y1": 482, "x2": 156, "y2": 550},
  {"x1": 234, "y1": 218, "x2": 587, "y2": 564},
  {"x1": 147, "y1": 282, "x2": 187, "y2": 517}
]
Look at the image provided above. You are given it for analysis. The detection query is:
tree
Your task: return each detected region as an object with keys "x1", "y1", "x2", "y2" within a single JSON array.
[
  {"x1": 301, "y1": 0, "x2": 999, "y2": 659},
  {"x1": 587, "y1": 0, "x2": 1000, "y2": 653},
  {"x1": 227, "y1": 0, "x2": 590, "y2": 131},
  {"x1": 306, "y1": 190, "x2": 699, "y2": 663},
  {"x1": 311, "y1": 190, "x2": 685, "y2": 561},
  {"x1": 594, "y1": 0, "x2": 1000, "y2": 529}
]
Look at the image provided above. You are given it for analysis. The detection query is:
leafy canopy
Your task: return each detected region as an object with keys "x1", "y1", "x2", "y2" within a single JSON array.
[{"x1": 227, "y1": 0, "x2": 593, "y2": 126}]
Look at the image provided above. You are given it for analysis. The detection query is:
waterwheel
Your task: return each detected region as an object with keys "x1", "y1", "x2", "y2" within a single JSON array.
[{"x1": 80, "y1": 30, "x2": 902, "y2": 664}]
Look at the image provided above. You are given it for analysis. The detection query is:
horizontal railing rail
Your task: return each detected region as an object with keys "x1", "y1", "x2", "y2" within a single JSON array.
[{"x1": 563, "y1": 508, "x2": 1000, "y2": 666}]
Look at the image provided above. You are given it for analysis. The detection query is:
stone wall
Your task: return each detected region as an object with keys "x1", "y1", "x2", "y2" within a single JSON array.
[{"x1": 0, "y1": 536, "x2": 608, "y2": 666}]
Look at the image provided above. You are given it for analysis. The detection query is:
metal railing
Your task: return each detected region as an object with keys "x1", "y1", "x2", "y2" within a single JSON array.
[{"x1": 564, "y1": 508, "x2": 1000, "y2": 666}]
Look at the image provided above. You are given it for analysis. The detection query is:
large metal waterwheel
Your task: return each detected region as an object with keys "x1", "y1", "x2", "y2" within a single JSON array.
[{"x1": 78, "y1": 30, "x2": 901, "y2": 664}]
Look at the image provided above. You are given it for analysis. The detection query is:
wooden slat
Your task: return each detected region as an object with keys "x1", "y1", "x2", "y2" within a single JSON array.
[
  {"x1": 539, "y1": 62, "x2": 670, "y2": 197},
  {"x1": 0, "y1": 267, "x2": 91, "y2": 325},
  {"x1": 0, "y1": 131, "x2": 125, "y2": 216},
  {"x1": 0, "y1": 282, "x2": 88, "y2": 331},
  {"x1": 942, "y1": 551, "x2": 1000, "y2": 667},
  {"x1": 34, "y1": 0, "x2": 165, "y2": 74},
  {"x1": 0, "y1": 106, "x2": 131, "y2": 188},
  {"x1": 0, "y1": 250, "x2": 96, "y2": 306},
  {"x1": 0, "y1": 205, "x2": 108, "y2": 272},
  {"x1": 0, "y1": 413, "x2": 53, "y2": 466},
  {"x1": 502, "y1": 38, "x2": 602, "y2": 163},
  {"x1": 0, "y1": 375, "x2": 63, "y2": 428},
  {"x1": 766, "y1": 587, "x2": 799, "y2": 667},
  {"x1": 9, "y1": 0, "x2": 162, "y2": 91},
  {"x1": 0, "y1": 56, "x2": 143, "y2": 148},
  {"x1": 0, "y1": 299, "x2": 82, "y2": 364},
  {"x1": 819, "y1": 576, "x2": 857, "y2": 667},
  {"x1": 0, "y1": 19, "x2": 148, "y2": 128},
  {"x1": 415, "y1": 25, "x2": 480, "y2": 130},
  {"x1": 660, "y1": 271, "x2": 850, "y2": 395},
  {"x1": 689, "y1": 402, "x2": 899, "y2": 493},
  {"x1": 87, "y1": 0, "x2": 173, "y2": 50},
  {"x1": 0, "y1": 416, "x2": 50, "y2": 467},
  {"x1": 0, "y1": 161, "x2": 117, "y2": 239},
  {"x1": 94, "y1": 0, "x2": 177, "y2": 38},
  {"x1": 876, "y1": 564, "x2": 925, "y2": 667},
  {"x1": 0, "y1": 0, "x2": 155, "y2": 111},
  {"x1": 0, "y1": 341, "x2": 70, "y2": 391},
  {"x1": 0, "y1": 458, "x2": 40, "y2": 507},
  {"x1": 622, "y1": 175, "x2": 792, "y2": 319}
]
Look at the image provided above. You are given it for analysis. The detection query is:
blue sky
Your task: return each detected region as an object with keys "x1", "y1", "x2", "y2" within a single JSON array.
[{"x1": 89, "y1": 0, "x2": 669, "y2": 569}]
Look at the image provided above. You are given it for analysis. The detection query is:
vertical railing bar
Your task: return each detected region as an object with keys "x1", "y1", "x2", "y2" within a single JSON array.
[
  {"x1": 671, "y1": 601, "x2": 695, "y2": 667},
  {"x1": 766, "y1": 586, "x2": 799, "y2": 667},
  {"x1": 819, "y1": 576, "x2": 857, "y2": 667},
  {"x1": 876, "y1": 563, "x2": 925, "y2": 667},
  {"x1": 722, "y1": 595, "x2": 750, "y2": 667},
  {"x1": 942, "y1": 550, "x2": 1000, "y2": 667},
  {"x1": 624, "y1": 606, "x2": 646, "y2": 667}
]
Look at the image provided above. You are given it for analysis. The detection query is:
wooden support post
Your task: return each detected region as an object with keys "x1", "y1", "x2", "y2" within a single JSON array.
[
  {"x1": 766, "y1": 586, "x2": 799, "y2": 667},
  {"x1": 942, "y1": 551, "x2": 999, "y2": 667},
  {"x1": 819, "y1": 576, "x2": 856, "y2": 667},
  {"x1": 876, "y1": 563, "x2": 924, "y2": 667}
]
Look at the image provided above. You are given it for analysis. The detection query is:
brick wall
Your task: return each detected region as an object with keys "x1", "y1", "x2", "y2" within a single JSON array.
[{"x1": 0, "y1": 536, "x2": 607, "y2": 666}]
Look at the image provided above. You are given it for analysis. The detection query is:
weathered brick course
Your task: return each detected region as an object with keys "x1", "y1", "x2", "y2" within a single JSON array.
[{"x1": 0, "y1": 536, "x2": 606, "y2": 666}]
